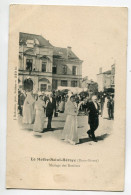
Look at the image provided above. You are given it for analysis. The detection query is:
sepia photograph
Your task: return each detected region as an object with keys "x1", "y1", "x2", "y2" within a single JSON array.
[
  {"x1": 6, "y1": 5, "x2": 127, "y2": 191},
  {"x1": 18, "y1": 31, "x2": 115, "y2": 144}
]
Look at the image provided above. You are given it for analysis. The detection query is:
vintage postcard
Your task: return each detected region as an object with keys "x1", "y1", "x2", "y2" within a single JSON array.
[{"x1": 6, "y1": 5, "x2": 128, "y2": 191}]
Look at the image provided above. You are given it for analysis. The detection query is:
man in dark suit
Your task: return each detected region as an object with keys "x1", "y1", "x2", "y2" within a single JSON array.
[
  {"x1": 86, "y1": 95, "x2": 99, "y2": 142},
  {"x1": 107, "y1": 96, "x2": 114, "y2": 120},
  {"x1": 46, "y1": 93, "x2": 56, "y2": 130}
]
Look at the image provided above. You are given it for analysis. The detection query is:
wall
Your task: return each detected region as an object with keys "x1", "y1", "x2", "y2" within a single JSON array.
[
  {"x1": 97, "y1": 74, "x2": 104, "y2": 92},
  {"x1": 53, "y1": 58, "x2": 81, "y2": 76},
  {"x1": 97, "y1": 73, "x2": 112, "y2": 92},
  {"x1": 104, "y1": 74, "x2": 111, "y2": 89}
]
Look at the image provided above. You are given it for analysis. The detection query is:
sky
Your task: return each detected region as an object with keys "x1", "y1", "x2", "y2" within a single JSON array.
[{"x1": 12, "y1": 5, "x2": 127, "y2": 81}]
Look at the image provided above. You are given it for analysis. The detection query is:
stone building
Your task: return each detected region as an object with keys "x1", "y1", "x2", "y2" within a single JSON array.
[
  {"x1": 18, "y1": 32, "x2": 83, "y2": 93},
  {"x1": 97, "y1": 64, "x2": 115, "y2": 92}
]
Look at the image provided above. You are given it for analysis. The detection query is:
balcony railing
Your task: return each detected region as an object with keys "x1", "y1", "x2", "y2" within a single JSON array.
[{"x1": 19, "y1": 70, "x2": 52, "y2": 76}]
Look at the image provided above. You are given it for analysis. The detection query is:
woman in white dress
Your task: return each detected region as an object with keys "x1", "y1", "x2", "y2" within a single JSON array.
[
  {"x1": 102, "y1": 96, "x2": 108, "y2": 119},
  {"x1": 61, "y1": 95, "x2": 83, "y2": 145},
  {"x1": 58, "y1": 97, "x2": 65, "y2": 113},
  {"x1": 33, "y1": 92, "x2": 47, "y2": 132},
  {"x1": 23, "y1": 91, "x2": 35, "y2": 124}
]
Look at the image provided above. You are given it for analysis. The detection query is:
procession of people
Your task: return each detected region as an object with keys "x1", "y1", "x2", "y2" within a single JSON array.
[{"x1": 18, "y1": 89, "x2": 114, "y2": 145}]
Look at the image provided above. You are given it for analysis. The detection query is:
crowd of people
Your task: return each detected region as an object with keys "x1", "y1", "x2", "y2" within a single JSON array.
[{"x1": 18, "y1": 89, "x2": 114, "y2": 145}]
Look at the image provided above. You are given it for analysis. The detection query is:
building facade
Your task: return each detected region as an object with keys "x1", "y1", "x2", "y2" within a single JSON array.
[
  {"x1": 19, "y1": 32, "x2": 83, "y2": 93},
  {"x1": 110, "y1": 64, "x2": 115, "y2": 88},
  {"x1": 97, "y1": 64, "x2": 115, "y2": 92}
]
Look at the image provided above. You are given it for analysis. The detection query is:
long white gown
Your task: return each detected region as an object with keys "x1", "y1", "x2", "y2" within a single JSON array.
[
  {"x1": 61, "y1": 100, "x2": 79, "y2": 145},
  {"x1": 59, "y1": 100, "x2": 65, "y2": 112},
  {"x1": 33, "y1": 99, "x2": 46, "y2": 132},
  {"x1": 23, "y1": 92, "x2": 35, "y2": 124},
  {"x1": 102, "y1": 97, "x2": 108, "y2": 119}
]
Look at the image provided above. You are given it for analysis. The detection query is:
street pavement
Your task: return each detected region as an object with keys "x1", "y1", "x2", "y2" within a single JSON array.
[{"x1": 18, "y1": 112, "x2": 114, "y2": 146}]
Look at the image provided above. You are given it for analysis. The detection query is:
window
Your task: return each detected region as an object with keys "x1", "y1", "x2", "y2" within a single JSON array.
[
  {"x1": 61, "y1": 80, "x2": 67, "y2": 86},
  {"x1": 42, "y1": 62, "x2": 46, "y2": 72},
  {"x1": 52, "y1": 66, "x2": 57, "y2": 74},
  {"x1": 52, "y1": 80, "x2": 57, "y2": 89},
  {"x1": 71, "y1": 81, "x2": 77, "y2": 87},
  {"x1": 72, "y1": 66, "x2": 77, "y2": 75},
  {"x1": 62, "y1": 65, "x2": 67, "y2": 74},
  {"x1": 26, "y1": 40, "x2": 34, "y2": 48},
  {"x1": 26, "y1": 59, "x2": 33, "y2": 71},
  {"x1": 41, "y1": 84, "x2": 47, "y2": 91},
  {"x1": 48, "y1": 85, "x2": 51, "y2": 91}
]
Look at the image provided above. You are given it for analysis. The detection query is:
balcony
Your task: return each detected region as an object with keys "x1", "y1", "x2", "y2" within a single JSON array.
[{"x1": 18, "y1": 70, "x2": 52, "y2": 77}]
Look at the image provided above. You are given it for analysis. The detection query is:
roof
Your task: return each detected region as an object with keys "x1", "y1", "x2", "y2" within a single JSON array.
[
  {"x1": 53, "y1": 47, "x2": 79, "y2": 60},
  {"x1": 19, "y1": 32, "x2": 81, "y2": 60},
  {"x1": 19, "y1": 32, "x2": 53, "y2": 47},
  {"x1": 97, "y1": 70, "x2": 111, "y2": 75},
  {"x1": 82, "y1": 78, "x2": 96, "y2": 84},
  {"x1": 103, "y1": 70, "x2": 111, "y2": 75}
]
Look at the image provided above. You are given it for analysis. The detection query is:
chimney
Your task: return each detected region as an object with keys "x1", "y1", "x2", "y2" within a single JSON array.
[
  {"x1": 99, "y1": 67, "x2": 102, "y2": 74},
  {"x1": 67, "y1": 46, "x2": 72, "y2": 58}
]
